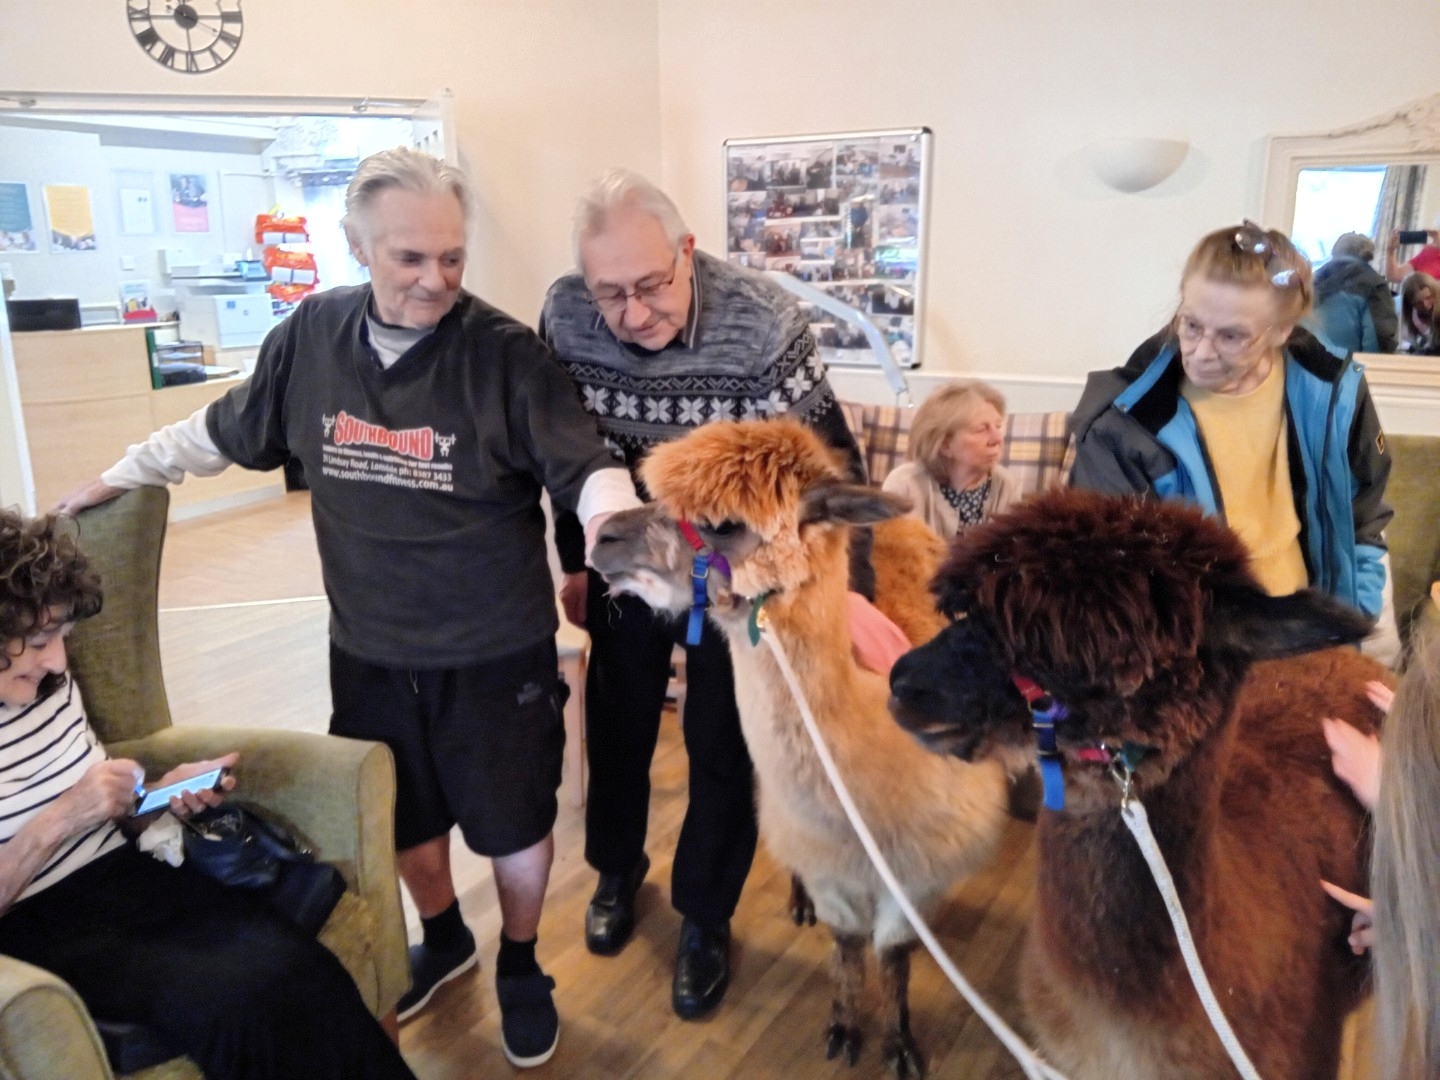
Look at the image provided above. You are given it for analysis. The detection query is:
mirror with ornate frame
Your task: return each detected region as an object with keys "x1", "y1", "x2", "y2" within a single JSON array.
[{"x1": 1262, "y1": 94, "x2": 1440, "y2": 423}]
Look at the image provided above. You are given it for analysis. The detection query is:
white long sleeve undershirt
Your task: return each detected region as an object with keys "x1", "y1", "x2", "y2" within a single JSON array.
[{"x1": 99, "y1": 406, "x2": 639, "y2": 527}]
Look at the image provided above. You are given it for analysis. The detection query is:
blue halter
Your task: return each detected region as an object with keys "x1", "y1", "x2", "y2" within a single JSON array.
[
  {"x1": 677, "y1": 521, "x2": 730, "y2": 646},
  {"x1": 1012, "y1": 673, "x2": 1151, "y2": 812},
  {"x1": 1013, "y1": 673, "x2": 1069, "y2": 811}
]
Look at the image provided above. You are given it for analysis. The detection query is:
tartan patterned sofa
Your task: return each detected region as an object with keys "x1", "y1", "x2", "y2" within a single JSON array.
[{"x1": 839, "y1": 401, "x2": 1076, "y2": 495}]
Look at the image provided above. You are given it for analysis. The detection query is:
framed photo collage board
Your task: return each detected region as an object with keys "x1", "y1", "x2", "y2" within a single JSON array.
[{"x1": 723, "y1": 127, "x2": 931, "y2": 368}]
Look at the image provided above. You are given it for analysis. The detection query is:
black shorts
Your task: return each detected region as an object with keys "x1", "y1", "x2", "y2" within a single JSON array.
[{"x1": 328, "y1": 638, "x2": 565, "y2": 857}]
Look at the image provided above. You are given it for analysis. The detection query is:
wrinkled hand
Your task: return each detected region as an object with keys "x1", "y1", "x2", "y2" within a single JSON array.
[
  {"x1": 560, "y1": 572, "x2": 588, "y2": 629},
  {"x1": 847, "y1": 592, "x2": 910, "y2": 676},
  {"x1": 56, "y1": 759, "x2": 145, "y2": 831},
  {"x1": 1321, "y1": 880, "x2": 1375, "y2": 955},
  {"x1": 1322, "y1": 717, "x2": 1381, "y2": 812},
  {"x1": 151, "y1": 752, "x2": 239, "y2": 819},
  {"x1": 53, "y1": 478, "x2": 126, "y2": 517}
]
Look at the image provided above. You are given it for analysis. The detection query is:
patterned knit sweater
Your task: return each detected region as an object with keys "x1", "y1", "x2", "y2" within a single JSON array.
[{"x1": 542, "y1": 249, "x2": 866, "y2": 576}]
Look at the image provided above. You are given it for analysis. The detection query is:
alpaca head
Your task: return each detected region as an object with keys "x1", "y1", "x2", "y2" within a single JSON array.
[
  {"x1": 590, "y1": 419, "x2": 906, "y2": 630},
  {"x1": 889, "y1": 488, "x2": 1373, "y2": 809}
]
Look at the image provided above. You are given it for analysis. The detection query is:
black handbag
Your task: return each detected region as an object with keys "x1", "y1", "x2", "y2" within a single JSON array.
[{"x1": 181, "y1": 805, "x2": 346, "y2": 935}]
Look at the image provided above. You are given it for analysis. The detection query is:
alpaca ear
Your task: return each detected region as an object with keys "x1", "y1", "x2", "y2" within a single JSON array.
[
  {"x1": 1206, "y1": 584, "x2": 1374, "y2": 660},
  {"x1": 798, "y1": 482, "x2": 909, "y2": 527}
]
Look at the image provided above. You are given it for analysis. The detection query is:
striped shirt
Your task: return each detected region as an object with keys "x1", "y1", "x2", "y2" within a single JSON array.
[{"x1": 1, "y1": 676, "x2": 126, "y2": 904}]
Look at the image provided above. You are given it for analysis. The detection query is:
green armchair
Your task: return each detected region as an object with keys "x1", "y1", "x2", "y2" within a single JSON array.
[
  {"x1": 1387, "y1": 434, "x2": 1440, "y2": 645},
  {"x1": 0, "y1": 488, "x2": 408, "y2": 1080}
]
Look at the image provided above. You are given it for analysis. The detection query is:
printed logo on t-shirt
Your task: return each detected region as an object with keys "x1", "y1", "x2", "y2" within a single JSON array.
[{"x1": 319, "y1": 411, "x2": 459, "y2": 493}]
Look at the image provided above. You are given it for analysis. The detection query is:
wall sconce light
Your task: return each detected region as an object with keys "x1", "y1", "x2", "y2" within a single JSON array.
[{"x1": 1086, "y1": 137, "x2": 1189, "y2": 193}]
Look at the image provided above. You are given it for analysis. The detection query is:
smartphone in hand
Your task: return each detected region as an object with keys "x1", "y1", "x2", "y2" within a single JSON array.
[
  {"x1": 1398, "y1": 229, "x2": 1429, "y2": 245},
  {"x1": 130, "y1": 767, "x2": 227, "y2": 816}
]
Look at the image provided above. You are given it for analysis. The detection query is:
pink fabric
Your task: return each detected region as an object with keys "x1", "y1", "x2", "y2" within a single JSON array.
[{"x1": 1409, "y1": 245, "x2": 1440, "y2": 278}]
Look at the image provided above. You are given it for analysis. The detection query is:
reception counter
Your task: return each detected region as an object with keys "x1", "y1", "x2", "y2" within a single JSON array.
[{"x1": 11, "y1": 324, "x2": 282, "y2": 515}]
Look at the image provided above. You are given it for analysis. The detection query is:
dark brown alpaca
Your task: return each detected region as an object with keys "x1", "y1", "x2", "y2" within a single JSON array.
[{"x1": 888, "y1": 488, "x2": 1387, "y2": 1080}]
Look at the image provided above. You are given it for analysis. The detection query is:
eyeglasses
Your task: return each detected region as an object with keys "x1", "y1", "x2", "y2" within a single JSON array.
[
  {"x1": 586, "y1": 250, "x2": 683, "y2": 312},
  {"x1": 1175, "y1": 313, "x2": 1271, "y2": 358},
  {"x1": 1233, "y1": 220, "x2": 1300, "y2": 288}
]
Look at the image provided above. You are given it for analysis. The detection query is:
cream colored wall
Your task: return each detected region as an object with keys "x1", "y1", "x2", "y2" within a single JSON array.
[
  {"x1": 656, "y1": 0, "x2": 1440, "y2": 397},
  {"x1": 0, "y1": 0, "x2": 661, "y2": 326}
]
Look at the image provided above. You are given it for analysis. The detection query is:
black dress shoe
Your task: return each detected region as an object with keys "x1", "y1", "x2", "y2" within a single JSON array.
[
  {"x1": 672, "y1": 918, "x2": 730, "y2": 1020},
  {"x1": 585, "y1": 853, "x2": 650, "y2": 955}
]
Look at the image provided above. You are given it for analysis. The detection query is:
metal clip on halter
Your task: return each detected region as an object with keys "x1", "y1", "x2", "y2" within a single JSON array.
[{"x1": 1109, "y1": 753, "x2": 1134, "y2": 807}]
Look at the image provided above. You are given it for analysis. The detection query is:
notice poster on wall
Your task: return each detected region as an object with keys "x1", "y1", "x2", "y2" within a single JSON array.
[
  {"x1": 120, "y1": 187, "x2": 156, "y2": 235},
  {"x1": 0, "y1": 182, "x2": 37, "y2": 252},
  {"x1": 170, "y1": 173, "x2": 210, "y2": 233},
  {"x1": 43, "y1": 183, "x2": 97, "y2": 252}
]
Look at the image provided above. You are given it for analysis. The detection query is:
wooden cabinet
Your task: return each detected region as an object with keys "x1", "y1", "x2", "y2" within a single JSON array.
[{"x1": 11, "y1": 325, "x2": 281, "y2": 514}]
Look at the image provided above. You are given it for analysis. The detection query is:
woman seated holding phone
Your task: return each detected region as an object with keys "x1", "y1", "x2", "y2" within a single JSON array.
[{"x1": 0, "y1": 509, "x2": 415, "y2": 1080}]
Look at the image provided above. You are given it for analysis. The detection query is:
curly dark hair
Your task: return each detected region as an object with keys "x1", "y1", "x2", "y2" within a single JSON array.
[{"x1": 0, "y1": 509, "x2": 103, "y2": 674}]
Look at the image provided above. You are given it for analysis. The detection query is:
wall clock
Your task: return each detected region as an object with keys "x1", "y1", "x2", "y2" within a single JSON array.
[{"x1": 128, "y1": 1, "x2": 243, "y2": 74}]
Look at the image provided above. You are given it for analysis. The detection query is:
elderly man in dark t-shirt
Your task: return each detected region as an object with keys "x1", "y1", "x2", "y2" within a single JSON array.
[{"x1": 54, "y1": 148, "x2": 641, "y2": 1068}]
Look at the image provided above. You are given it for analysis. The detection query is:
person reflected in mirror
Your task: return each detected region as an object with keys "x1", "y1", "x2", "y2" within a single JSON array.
[
  {"x1": 1070, "y1": 221, "x2": 1398, "y2": 663},
  {"x1": 1399, "y1": 271, "x2": 1440, "y2": 354},
  {"x1": 1310, "y1": 232, "x2": 1398, "y2": 354},
  {"x1": 1386, "y1": 226, "x2": 1440, "y2": 285},
  {"x1": 881, "y1": 380, "x2": 1020, "y2": 542}
]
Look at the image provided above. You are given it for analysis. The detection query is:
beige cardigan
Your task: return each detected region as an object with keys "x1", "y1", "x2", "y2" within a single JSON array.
[{"x1": 881, "y1": 461, "x2": 1022, "y2": 541}]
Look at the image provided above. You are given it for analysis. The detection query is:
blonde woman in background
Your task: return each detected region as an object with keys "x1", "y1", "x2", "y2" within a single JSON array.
[
  {"x1": 882, "y1": 380, "x2": 1021, "y2": 540},
  {"x1": 1323, "y1": 628, "x2": 1440, "y2": 1080}
]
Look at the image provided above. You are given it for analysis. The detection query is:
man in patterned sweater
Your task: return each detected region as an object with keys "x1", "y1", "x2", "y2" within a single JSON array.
[{"x1": 542, "y1": 169, "x2": 901, "y2": 1019}]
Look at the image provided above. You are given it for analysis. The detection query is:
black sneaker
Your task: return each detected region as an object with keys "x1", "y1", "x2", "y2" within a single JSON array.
[
  {"x1": 396, "y1": 929, "x2": 478, "y2": 1022},
  {"x1": 496, "y1": 971, "x2": 559, "y2": 1067}
]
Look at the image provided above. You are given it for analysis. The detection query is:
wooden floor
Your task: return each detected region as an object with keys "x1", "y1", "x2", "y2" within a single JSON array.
[{"x1": 156, "y1": 492, "x2": 1374, "y2": 1080}]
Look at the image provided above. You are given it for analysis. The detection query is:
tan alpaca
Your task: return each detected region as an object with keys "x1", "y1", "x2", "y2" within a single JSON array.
[{"x1": 590, "y1": 419, "x2": 1007, "y2": 1080}]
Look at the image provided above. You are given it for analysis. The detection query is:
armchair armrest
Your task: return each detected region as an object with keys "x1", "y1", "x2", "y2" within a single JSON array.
[
  {"x1": 0, "y1": 955, "x2": 112, "y2": 1080},
  {"x1": 109, "y1": 727, "x2": 407, "y2": 1016}
]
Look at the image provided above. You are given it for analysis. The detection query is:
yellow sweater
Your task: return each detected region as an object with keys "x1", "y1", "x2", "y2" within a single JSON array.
[{"x1": 1182, "y1": 361, "x2": 1309, "y2": 597}]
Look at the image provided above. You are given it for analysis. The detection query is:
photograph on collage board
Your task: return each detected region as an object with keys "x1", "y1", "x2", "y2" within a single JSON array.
[{"x1": 723, "y1": 128, "x2": 929, "y2": 368}]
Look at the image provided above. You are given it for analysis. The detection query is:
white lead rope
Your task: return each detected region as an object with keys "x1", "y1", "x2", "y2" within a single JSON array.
[
  {"x1": 1118, "y1": 797, "x2": 1263, "y2": 1080},
  {"x1": 758, "y1": 626, "x2": 1070, "y2": 1080},
  {"x1": 761, "y1": 619, "x2": 1267, "y2": 1080}
]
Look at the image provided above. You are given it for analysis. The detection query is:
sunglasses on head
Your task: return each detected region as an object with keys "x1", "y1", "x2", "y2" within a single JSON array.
[{"x1": 1233, "y1": 220, "x2": 1299, "y2": 288}]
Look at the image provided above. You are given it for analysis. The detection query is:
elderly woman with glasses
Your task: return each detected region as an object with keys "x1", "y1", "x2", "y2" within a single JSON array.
[{"x1": 1070, "y1": 221, "x2": 1398, "y2": 659}]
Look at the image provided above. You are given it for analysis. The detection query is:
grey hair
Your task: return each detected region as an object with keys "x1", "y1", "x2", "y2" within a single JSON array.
[
  {"x1": 1372, "y1": 625, "x2": 1440, "y2": 1080},
  {"x1": 1332, "y1": 232, "x2": 1377, "y2": 263},
  {"x1": 572, "y1": 168, "x2": 690, "y2": 265},
  {"x1": 906, "y1": 380, "x2": 1007, "y2": 481},
  {"x1": 342, "y1": 146, "x2": 474, "y2": 252}
]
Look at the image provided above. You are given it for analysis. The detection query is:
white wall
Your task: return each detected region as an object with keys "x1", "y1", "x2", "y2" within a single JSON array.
[
  {"x1": 0, "y1": 0, "x2": 662, "y2": 326},
  {"x1": 657, "y1": 0, "x2": 1440, "y2": 407}
]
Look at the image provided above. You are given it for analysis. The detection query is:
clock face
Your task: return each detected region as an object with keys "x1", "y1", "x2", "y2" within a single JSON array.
[{"x1": 128, "y1": 0, "x2": 243, "y2": 74}]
